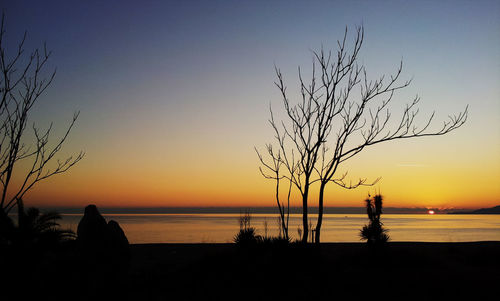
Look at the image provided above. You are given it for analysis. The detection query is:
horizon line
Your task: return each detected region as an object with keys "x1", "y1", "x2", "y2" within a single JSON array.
[{"x1": 35, "y1": 205, "x2": 486, "y2": 214}]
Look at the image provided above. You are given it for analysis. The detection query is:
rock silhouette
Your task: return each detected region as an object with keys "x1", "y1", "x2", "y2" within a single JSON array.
[
  {"x1": 77, "y1": 205, "x2": 129, "y2": 258},
  {"x1": 107, "y1": 219, "x2": 130, "y2": 261},
  {"x1": 74, "y1": 205, "x2": 130, "y2": 295},
  {"x1": 108, "y1": 220, "x2": 129, "y2": 247},
  {"x1": 77, "y1": 204, "x2": 109, "y2": 249}
]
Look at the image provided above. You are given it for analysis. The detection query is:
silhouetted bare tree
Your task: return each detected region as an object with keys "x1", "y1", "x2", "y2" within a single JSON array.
[
  {"x1": 255, "y1": 142, "x2": 292, "y2": 240},
  {"x1": 0, "y1": 14, "x2": 84, "y2": 219},
  {"x1": 256, "y1": 66, "x2": 326, "y2": 243},
  {"x1": 258, "y1": 25, "x2": 467, "y2": 244}
]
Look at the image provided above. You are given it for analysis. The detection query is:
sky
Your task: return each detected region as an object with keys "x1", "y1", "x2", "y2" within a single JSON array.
[{"x1": 1, "y1": 0, "x2": 499, "y2": 210}]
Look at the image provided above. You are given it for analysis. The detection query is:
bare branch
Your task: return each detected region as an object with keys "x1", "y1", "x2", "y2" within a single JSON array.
[
  {"x1": 258, "y1": 25, "x2": 467, "y2": 243},
  {"x1": 0, "y1": 15, "x2": 84, "y2": 213}
]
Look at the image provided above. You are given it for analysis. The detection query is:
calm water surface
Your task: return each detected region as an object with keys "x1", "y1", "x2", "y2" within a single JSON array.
[{"x1": 59, "y1": 213, "x2": 500, "y2": 243}]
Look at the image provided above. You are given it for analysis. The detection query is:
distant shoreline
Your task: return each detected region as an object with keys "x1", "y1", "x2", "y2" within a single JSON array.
[{"x1": 39, "y1": 206, "x2": 494, "y2": 215}]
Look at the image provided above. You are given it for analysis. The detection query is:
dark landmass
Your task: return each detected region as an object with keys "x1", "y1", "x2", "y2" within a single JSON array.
[
  {"x1": 3, "y1": 241, "x2": 499, "y2": 300},
  {"x1": 449, "y1": 205, "x2": 500, "y2": 214},
  {"x1": 47, "y1": 206, "x2": 441, "y2": 215},
  {"x1": 471, "y1": 205, "x2": 500, "y2": 214}
]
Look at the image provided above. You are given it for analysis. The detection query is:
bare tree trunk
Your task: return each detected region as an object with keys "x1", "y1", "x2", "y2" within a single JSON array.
[
  {"x1": 301, "y1": 184, "x2": 309, "y2": 243},
  {"x1": 315, "y1": 182, "x2": 326, "y2": 244}
]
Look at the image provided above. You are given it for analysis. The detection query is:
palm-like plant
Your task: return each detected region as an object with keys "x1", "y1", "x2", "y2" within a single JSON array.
[
  {"x1": 360, "y1": 194, "x2": 389, "y2": 245},
  {"x1": 19, "y1": 208, "x2": 75, "y2": 245},
  {"x1": 10, "y1": 199, "x2": 75, "y2": 247}
]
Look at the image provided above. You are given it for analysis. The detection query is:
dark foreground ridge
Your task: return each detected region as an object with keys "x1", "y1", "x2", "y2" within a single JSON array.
[{"x1": 2, "y1": 241, "x2": 499, "y2": 300}]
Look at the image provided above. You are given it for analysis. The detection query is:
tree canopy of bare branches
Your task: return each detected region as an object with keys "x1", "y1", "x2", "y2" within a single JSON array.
[
  {"x1": 0, "y1": 14, "x2": 84, "y2": 216},
  {"x1": 257, "y1": 26, "x2": 467, "y2": 243}
]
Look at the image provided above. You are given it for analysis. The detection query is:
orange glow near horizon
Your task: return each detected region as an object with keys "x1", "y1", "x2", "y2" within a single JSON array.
[{"x1": 20, "y1": 137, "x2": 500, "y2": 210}]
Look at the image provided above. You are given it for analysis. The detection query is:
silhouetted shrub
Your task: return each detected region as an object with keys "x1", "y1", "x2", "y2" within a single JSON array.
[
  {"x1": 360, "y1": 194, "x2": 390, "y2": 245},
  {"x1": 19, "y1": 207, "x2": 75, "y2": 244},
  {"x1": 297, "y1": 226, "x2": 303, "y2": 242},
  {"x1": 261, "y1": 235, "x2": 273, "y2": 244},
  {"x1": 271, "y1": 236, "x2": 290, "y2": 247},
  {"x1": 234, "y1": 211, "x2": 292, "y2": 248},
  {"x1": 237, "y1": 211, "x2": 262, "y2": 245},
  {"x1": 360, "y1": 222, "x2": 389, "y2": 244},
  {"x1": 3, "y1": 200, "x2": 75, "y2": 249},
  {"x1": 234, "y1": 227, "x2": 262, "y2": 245},
  {"x1": 234, "y1": 211, "x2": 262, "y2": 246}
]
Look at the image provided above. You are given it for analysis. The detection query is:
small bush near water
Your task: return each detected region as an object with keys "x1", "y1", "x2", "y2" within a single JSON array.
[
  {"x1": 234, "y1": 227, "x2": 262, "y2": 245},
  {"x1": 234, "y1": 211, "x2": 290, "y2": 247},
  {"x1": 234, "y1": 211, "x2": 261, "y2": 246}
]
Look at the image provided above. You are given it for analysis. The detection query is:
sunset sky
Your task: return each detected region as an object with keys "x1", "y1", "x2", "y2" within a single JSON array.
[{"x1": 2, "y1": 0, "x2": 499, "y2": 210}]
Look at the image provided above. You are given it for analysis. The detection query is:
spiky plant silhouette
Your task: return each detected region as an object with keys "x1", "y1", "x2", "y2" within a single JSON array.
[
  {"x1": 360, "y1": 194, "x2": 389, "y2": 245},
  {"x1": 234, "y1": 211, "x2": 261, "y2": 245}
]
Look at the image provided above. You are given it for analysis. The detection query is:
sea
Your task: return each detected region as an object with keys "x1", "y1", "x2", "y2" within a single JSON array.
[{"x1": 58, "y1": 213, "x2": 500, "y2": 243}]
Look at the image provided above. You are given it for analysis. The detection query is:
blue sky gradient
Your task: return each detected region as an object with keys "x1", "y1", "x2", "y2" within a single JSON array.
[{"x1": 1, "y1": 0, "x2": 499, "y2": 208}]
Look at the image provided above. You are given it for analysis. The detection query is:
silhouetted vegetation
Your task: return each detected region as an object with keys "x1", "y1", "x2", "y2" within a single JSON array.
[
  {"x1": 0, "y1": 203, "x2": 76, "y2": 301},
  {"x1": 0, "y1": 199, "x2": 74, "y2": 248},
  {"x1": 256, "y1": 25, "x2": 467, "y2": 243},
  {"x1": 2, "y1": 204, "x2": 131, "y2": 301},
  {"x1": 234, "y1": 227, "x2": 261, "y2": 245},
  {"x1": 16, "y1": 203, "x2": 74, "y2": 247},
  {"x1": 0, "y1": 15, "x2": 84, "y2": 299},
  {"x1": 256, "y1": 146, "x2": 291, "y2": 241},
  {"x1": 360, "y1": 194, "x2": 389, "y2": 245},
  {"x1": 234, "y1": 211, "x2": 291, "y2": 248},
  {"x1": 234, "y1": 211, "x2": 261, "y2": 245},
  {"x1": 0, "y1": 13, "x2": 83, "y2": 220}
]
